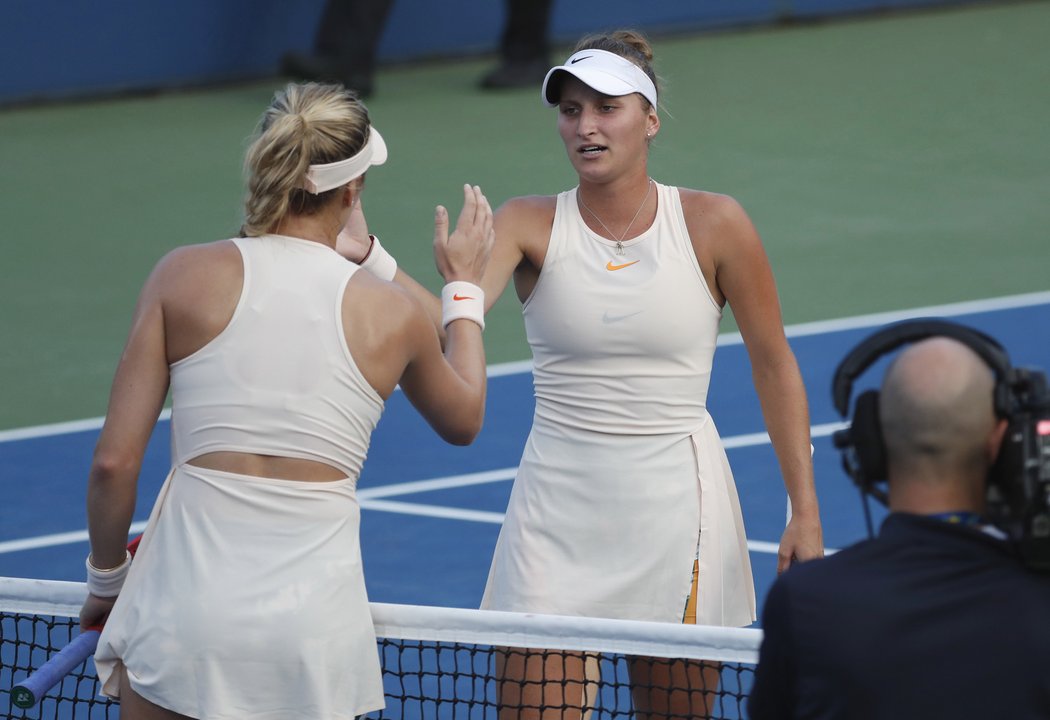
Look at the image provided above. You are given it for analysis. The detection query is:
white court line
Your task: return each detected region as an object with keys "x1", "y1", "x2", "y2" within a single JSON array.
[
  {"x1": 5, "y1": 291, "x2": 1043, "y2": 555},
  {"x1": 722, "y1": 421, "x2": 846, "y2": 449},
  {"x1": 2, "y1": 290, "x2": 1047, "y2": 445},
  {"x1": 0, "y1": 521, "x2": 148, "y2": 556},
  {"x1": 0, "y1": 410, "x2": 172, "y2": 444},
  {"x1": 355, "y1": 502, "x2": 836, "y2": 555},
  {"x1": 718, "y1": 289, "x2": 1050, "y2": 347},
  {"x1": 0, "y1": 421, "x2": 847, "y2": 556},
  {"x1": 358, "y1": 467, "x2": 518, "y2": 499},
  {"x1": 361, "y1": 500, "x2": 507, "y2": 524}
]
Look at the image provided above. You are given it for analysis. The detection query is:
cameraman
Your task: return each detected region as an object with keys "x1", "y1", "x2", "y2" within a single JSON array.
[{"x1": 749, "y1": 337, "x2": 1050, "y2": 719}]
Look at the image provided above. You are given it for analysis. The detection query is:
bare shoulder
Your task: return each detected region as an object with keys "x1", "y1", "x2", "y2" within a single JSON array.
[
  {"x1": 498, "y1": 193, "x2": 558, "y2": 215},
  {"x1": 677, "y1": 188, "x2": 751, "y2": 227},
  {"x1": 344, "y1": 268, "x2": 424, "y2": 330},
  {"x1": 496, "y1": 194, "x2": 557, "y2": 230},
  {"x1": 131, "y1": 240, "x2": 241, "y2": 313},
  {"x1": 342, "y1": 269, "x2": 435, "y2": 395},
  {"x1": 139, "y1": 240, "x2": 244, "y2": 362},
  {"x1": 495, "y1": 194, "x2": 558, "y2": 274},
  {"x1": 677, "y1": 188, "x2": 762, "y2": 256},
  {"x1": 152, "y1": 239, "x2": 241, "y2": 281}
]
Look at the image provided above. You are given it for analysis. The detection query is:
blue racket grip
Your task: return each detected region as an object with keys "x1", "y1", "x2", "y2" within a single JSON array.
[{"x1": 10, "y1": 630, "x2": 100, "y2": 709}]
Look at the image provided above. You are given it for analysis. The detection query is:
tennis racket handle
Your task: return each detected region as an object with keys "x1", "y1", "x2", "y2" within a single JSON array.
[{"x1": 10, "y1": 630, "x2": 100, "y2": 709}]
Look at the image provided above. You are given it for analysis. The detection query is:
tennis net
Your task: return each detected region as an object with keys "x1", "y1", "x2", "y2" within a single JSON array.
[{"x1": 2, "y1": 576, "x2": 760, "y2": 719}]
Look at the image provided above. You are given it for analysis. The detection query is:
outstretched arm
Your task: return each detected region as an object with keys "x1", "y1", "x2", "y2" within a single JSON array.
[
  {"x1": 343, "y1": 186, "x2": 495, "y2": 444},
  {"x1": 404, "y1": 188, "x2": 496, "y2": 441},
  {"x1": 336, "y1": 185, "x2": 527, "y2": 336},
  {"x1": 336, "y1": 194, "x2": 445, "y2": 329}
]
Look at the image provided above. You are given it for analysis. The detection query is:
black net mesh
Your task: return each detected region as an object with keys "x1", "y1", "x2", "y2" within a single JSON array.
[{"x1": 3, "y1": 603, "x2": 756, "y2": 719}]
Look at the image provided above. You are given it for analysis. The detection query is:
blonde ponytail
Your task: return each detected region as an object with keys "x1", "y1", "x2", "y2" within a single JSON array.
[{"x1": 242, "y1": 83, "x2": 371, "y2": 236}]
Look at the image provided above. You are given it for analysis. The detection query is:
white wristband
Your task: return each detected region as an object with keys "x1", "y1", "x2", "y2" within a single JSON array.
[
  {"x1": 441, "y1": 281, "x2": 485, "y2": 331},
  {"x1": 86, "y1": 550, "x2": 132, "y2": 597},
  {"x1": 359, "y1": 234, "x2": 397, "y2": 281}
]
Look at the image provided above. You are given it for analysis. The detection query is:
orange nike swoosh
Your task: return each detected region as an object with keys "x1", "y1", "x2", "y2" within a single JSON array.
[
  {"x1": 452, "y1": 294, "x2": 475, "y2": 301},
  {"x1": 606, "y1": 260, "x2": 640, "y2": 271}
]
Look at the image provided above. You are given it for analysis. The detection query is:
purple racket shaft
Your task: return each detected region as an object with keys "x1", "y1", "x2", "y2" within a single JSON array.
[{"x1": 10, "y1": 629, "x2": 100, "y2": 709}]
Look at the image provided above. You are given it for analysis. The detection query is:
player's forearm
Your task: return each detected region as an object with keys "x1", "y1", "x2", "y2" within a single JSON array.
[
  {"x1": 753, "y1": 358, "x2": 819, "y2": 514},
  {"x1": 392, "y1": 268, "x2": 446, "y2": 342},
  {"x1": 440, "y1": 322, "x2": 487, "y2": 441},
  {"x1": 85, "y1": 459, "x2": 138, "y2": 569}
]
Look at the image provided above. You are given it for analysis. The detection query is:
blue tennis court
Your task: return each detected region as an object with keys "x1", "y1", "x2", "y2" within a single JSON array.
[{"x1": 2, "y1": 292, "x2": 1049, "y2": 621}]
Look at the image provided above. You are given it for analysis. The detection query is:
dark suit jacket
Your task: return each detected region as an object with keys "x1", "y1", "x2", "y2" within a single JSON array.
[{"x1": 749, "y1": 513, "x2": 1050, "y2": 720}]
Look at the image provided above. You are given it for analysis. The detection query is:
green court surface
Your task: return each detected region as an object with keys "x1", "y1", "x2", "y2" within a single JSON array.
[{"x1": 1, "y1": 1, "x2": 1047, "y2": 430}]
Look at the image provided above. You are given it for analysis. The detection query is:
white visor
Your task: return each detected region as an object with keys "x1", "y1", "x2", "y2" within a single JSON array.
[
  {"x1": 541, "y1": 49, "x2": 657, "y2": 109},
  {"x1": 301, "y1": 126, "x2": 388, "y2": 194}
]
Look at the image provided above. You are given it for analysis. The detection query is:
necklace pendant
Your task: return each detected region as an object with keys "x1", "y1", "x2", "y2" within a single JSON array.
[{"x1": 615, "y1": 241, "x2": 625, "y2": 256}]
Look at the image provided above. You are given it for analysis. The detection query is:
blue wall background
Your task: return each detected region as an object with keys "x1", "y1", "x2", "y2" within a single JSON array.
[{"x1": 0, "y1": 0, "x2": 993, "y2": 106}]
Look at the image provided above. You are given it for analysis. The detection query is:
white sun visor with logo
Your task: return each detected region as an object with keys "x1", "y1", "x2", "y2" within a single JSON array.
[{"x1": 541, "y1": 49, "x2": 658, "y2": 109}]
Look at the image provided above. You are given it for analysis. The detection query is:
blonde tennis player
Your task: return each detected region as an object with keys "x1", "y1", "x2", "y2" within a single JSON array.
[
  {"x1": 340, "y1": 29, "x2": 824, "y2": 719},
  {"x1": 79, "y1": 82, "x2": 494, "y2": 720}
]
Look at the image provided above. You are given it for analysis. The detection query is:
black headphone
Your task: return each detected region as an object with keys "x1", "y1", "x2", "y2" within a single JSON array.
[{"x1": 830, "y1": 318, "x2": 1014, "y2": 507}]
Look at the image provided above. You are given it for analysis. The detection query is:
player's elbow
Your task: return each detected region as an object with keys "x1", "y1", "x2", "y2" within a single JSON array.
[
  {"x1": 750, "y1": 349, "x2": 799, "y2": 385},
  {"x1": 89, "y1": 447, "x2": 140, "y2": 486},
  {"x1": 441, "y1": 416, "x2": 484, "y2": 446},
  {"x1": 443, "y1": 430, "x2": 478, "y2": 446},
  {"x1": 437, "y1": 402, "x2": 485, "y2": 446}
]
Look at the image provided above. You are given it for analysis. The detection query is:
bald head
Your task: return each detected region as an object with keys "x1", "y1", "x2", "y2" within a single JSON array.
[{"x1": 879, "y1": 338, "x2": 1003, "y2": 496}]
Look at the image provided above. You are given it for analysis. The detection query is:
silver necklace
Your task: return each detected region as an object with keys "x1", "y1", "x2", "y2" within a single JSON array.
[{"x1": 577, "y1": 178, "x2": 653, "y2": 255}]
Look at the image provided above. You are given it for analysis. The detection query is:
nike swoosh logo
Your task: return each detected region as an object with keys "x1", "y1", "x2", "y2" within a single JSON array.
[
  {"x1": 570, "y1": 55, "x2": 592, "y2": 64},
  {"x1": 452, "y1": 294, "x2": 475, "y2": 301},
  {"x1": 602, "y1": 309, "x2": 644, "y2": 324},
  {"x1": 606, "y1": 260, "x2": 640, "y2": 271}
]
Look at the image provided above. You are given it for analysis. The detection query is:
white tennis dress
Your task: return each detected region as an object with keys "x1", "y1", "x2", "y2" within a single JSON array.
[
  {"x1": 94, "y1": 235, "x2": 386, "y2": 719},
  {"x1": 481, "y1": 182, "x2": 756, "y2": 627}
]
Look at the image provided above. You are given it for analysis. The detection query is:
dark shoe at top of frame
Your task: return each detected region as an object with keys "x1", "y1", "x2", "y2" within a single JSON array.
[
  {"x1": 280, "y1": 52, "x2": 374, "y2": 98},
  {"x1": 479, "y1": 58, "x2": 550, "y2": 90}
]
